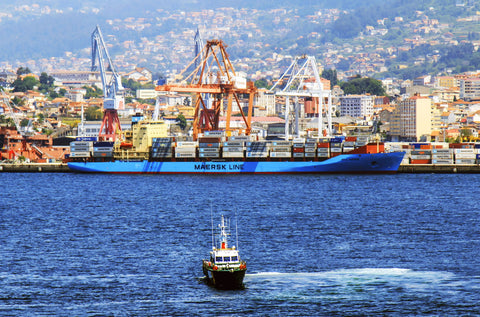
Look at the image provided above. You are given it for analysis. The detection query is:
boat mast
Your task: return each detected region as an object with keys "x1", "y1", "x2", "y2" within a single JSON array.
[
  {"x1": 210, "y1": 202, "x2": 214, "y2": 250},
  {"x1": 219, "y1": 215, "x2": 228, "y2": 249}
]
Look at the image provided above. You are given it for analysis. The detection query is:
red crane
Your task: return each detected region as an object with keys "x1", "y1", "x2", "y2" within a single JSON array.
[{"x1": 156, "y1": 39, "x2": 257, "y2": 140}]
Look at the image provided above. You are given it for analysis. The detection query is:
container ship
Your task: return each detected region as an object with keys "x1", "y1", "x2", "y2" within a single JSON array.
[{"x1": 66, "y1": 121, "x2": 405, "y2": 174}]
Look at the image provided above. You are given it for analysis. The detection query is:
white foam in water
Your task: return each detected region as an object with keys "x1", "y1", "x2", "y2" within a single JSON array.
[{"x1": 246, "y1": 268, "x2": 456, "y2": 289}]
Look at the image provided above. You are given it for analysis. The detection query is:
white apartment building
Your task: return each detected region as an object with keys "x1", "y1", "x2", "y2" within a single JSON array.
[
  {"x1": 460, "y1": 78, "x2": 480, "y2": 101},
  {"x1": 390, "y1": 96, "x2": 432, "y2": 142},
  {"x1": 339, "y1": 94, "x2": 374, "y2": 118}
]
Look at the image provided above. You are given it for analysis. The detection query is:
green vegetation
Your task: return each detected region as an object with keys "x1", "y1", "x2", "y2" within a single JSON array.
[
  {"x1": 85, "y1": 106, "x2": 103, "y2": 120},
  {"x1": 176, "y1": 114, "x2": 187, "y2": 130},
  {"x1": 340, "y1": 76, "x2": 386, "y2": 96},
  {"x1": 84, "y1": 85, "x2": 103, "y2": 99},
  {"x1": 12, "y1": 75, "x2": 39, "y2": 93}
]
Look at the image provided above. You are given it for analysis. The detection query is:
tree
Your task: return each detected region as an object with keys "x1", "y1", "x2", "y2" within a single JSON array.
[
  {"x1": 255, "y1": 78, "x2": 270, "y2": 89},
  {"x1": 176, "y1": 114, "x2": 187, "y2": 130},
  {"x1": 85, "y1": 106, "x2": 102, "y2": 120},
  {"x1": 12, "y1": 76, "x2": 40, "y2": 92},
  {"x1": 16, "y1": 67, "x2": 31, "y2": 76},
  {"x1": 340, "y1": 77, "x2": 386, "y2": 96},
  {"x1": 321, "y1": 69, "x2": 338, "y2": 88}
]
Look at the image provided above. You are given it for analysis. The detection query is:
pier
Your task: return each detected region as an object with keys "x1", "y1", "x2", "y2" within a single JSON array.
[{"x1": 0, "y1": 163, "x2": 70, "y2": 173}]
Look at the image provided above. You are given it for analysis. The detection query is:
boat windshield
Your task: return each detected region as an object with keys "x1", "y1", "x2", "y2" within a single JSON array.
[
  {"x1": 223, "y1": 256, "x2": 231, "y2": 262},
  {"x1": 216, "y1": 256, "x2": 222, "y2": 262},
  {"x1": 231, "y1": 256, "x2": 238, "y2": 261}
]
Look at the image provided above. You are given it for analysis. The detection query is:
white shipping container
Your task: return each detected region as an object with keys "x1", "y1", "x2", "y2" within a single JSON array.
[
  {"x1": 269, "y1": 152, "x2": 292, "y2": 158},
  {"x1": 222, "y1": 152, "x2": 245, "y2": 158},
  {"x1": 270, "y1": 147, "x2": 290, "y2": 152},
  {"x1": 246, "y1": 152, "x2": 268, "y2": 158},
  {"x1": 175, "y1": 148, "x2": 196, "y2": 153},
  {"x1": 223, "y1": 147, "x2": 244, "y2": 152},
  {"x1": 454, "y1": 149, "x2": 475, "y2": 154},
  {"x1": 455, "y1": 159, "x2": 476, "y2": 164},
  {"x1": 176, "y1": 142, "x2": 197, "y2": 147},
  {"x1": 343, "y1": 147, "x2": 355, "y2": 153},
  {"x1": 317, "y1": 152, "x2": 330, "y2": 158},
  {"x1": 411, "y1": 154, "x2": 431, "y2": 160},
  {"x1": 70, "y1": 152, "x2": 91, "y2": 157},
  {"x1": 454, "y1": 153, "x2": 477, "y2": 159},
  {"x1": 175, "y1": 153, "x2": 196, "y2": 158},
  {"x1": 330, "y1": 148, "x2": 342, "y2": 153},
  {"x1": 432, "y1": 159, "x2": 453, "y2": 164}
]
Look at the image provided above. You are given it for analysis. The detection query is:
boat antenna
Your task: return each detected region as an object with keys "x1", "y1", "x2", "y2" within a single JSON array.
[
  {"x1": 210, "y1": 200, "x2": 214, "y2": 250},
  {"x1": 235, "y1": 209, "x2": 239, "y2": 251}
]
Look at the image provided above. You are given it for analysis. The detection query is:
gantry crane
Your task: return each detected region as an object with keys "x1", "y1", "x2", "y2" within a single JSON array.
[
  {"x1": 155, "y1": 39, "x2": 257, "y2": 140},
  {"x1": 270, "y1": 55, "x2": 333, "y2": 139},
  {"x1": 91, "y1": 25, "x2": 124, "y2": 141}
]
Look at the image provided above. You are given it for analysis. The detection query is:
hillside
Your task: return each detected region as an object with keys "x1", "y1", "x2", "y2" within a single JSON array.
[{"x1": 0, "y1": 0, "x2": 478, "y2": 80}]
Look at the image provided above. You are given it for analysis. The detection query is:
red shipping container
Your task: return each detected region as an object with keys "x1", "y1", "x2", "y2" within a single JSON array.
[
  {"x1": 410, "y1": 159, "x2": 431, "y2": 164},
  {"x1": 345, "y1": 136, "x2": 357, "y2": 142},
  {"x1": 293, "y1": 148, "x2": 304, "y2": 153},
  {"x1": 317, "y1": 142, "x2": 330, "y2": 148}
]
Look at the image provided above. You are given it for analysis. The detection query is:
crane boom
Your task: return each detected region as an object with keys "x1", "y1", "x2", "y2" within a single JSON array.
[{"x1": 91, "y1": 25, "x2": 124, "y2": 141}]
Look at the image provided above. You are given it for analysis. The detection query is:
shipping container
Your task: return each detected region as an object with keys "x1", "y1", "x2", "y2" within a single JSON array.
[
  {"x1": 410, "y1": 159, "x2": 431, "y2": 164},
  {"x1": 304, "y1": 147, "x2": 316, "y2": 153},
  {"x1": 92, "y1": 152, "x2": 113, "y2": 157},
  {"x1": 175, "y1": 152, "x2": 196, "y2": 158},
  {"x1": 411, "y1": 154, "x2": 431, "y2": 160},
  {"x1": 270, "y1": 147, "x2": 291, "y2": 152},
  {"x1": 304, "y1": 153, "x2": 316, "y2": 158},
  {"x1": 317, "y1": 142, "x2": 330, "y2": 148},
  {"x1": 199, "y1": 153, "x2": 220, "y2": 158},
  {"x1": 293, "y1": 153, "x2": 305, "y2": 158},
  {"x1": 222, "y1": 152, "x2": 245, "y2": 158},
  {"x1": 199, "y1": 148, "x2": 220, "y2": 153},
  {"x1": 246, "y1": 152, "x2": 268, "y2": 158},
  {"x1": 411, "y1": 150, "x2": 431, "y2": 155},
  {"x1": 70, "y1": 152, "x2": 91, "y2": 157},
  {"x1": 432, "y1": 159, "x2": 453, "y2": 164},
  {"x1": 198, "y1": 137, "x2": 221, "y2": 143},
  {"x1": 70, "y1": 141, "x2": 92, "y2": 147},
  {"x1": 75, "y1": 136, "x2": 97, "y2": 142},
  {"x1": 269, "y1": 152, "x2": 292, "y2": 158},
  {"x1": 330, "y1": 147, "x2": 342, "y2": 152},
  {"x1": 343, "y1": 147, "x2": 355, "y2": 153},
  {"x1": 223, "y1": 141, "x2": 244, "y2": 147},
  {"x1": 270, "y1": 141, "x2": 291, "y2": 146},
  {"x1": 454, "y1": 153, "x2": 477, "y2": 159},
  {"x1": 317, "y1": 152, "x2": 330, "y2": 158},
  {"x1": 293, "y1": 148, "x2": 304, "y2": 153},
  {"x1": 222, "y1": 147, "x2": 244, "y2": 152},
  {"x1": 176, "y1": 141, "x2": 197, "y2": 147},
  {"x1": 174, "y1": 147, "x2": 196, "y2": 153},
  {"x1": 455, "y1": 159, "x2": 476, "y2": 164},
  {"x1": 198, "y1": 142, "x2": 221, "y2": 148},
  {"x1": 93, "y1": 147, "x2": 114, "y2": 152}
]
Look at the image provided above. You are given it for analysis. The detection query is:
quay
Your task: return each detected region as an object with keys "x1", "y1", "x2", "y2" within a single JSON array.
[
  {"x1": 0, "y1": 163, "x2": 70, "y2": 173},
  {"x1": 398, "y1": 164, "x2": 480, "y2": 173}
]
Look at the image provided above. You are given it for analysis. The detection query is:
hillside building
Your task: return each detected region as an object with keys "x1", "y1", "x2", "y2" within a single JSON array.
[
  {"x1": 389, "y1": 95, "x2": 432, "y2": 141},
  {"x1": 339, "y1": 94, "x2": 374, "y2": 118}
]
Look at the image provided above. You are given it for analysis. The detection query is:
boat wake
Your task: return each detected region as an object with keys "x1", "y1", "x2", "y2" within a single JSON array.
[{"x1": 245, "y1": 268, "x2": 472, "y2": 294}]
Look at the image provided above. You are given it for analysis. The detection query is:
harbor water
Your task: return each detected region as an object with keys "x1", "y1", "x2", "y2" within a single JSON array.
[{"x1": 1, "y1": 173, "x2": 480, "y2": 315}]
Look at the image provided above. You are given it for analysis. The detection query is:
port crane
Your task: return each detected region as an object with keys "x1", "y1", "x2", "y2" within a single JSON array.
[
  {"x1": 156, "y1": 39, "x2": 257, "y2": 140},
  {"x1": 270, "y1": 55, "x2": 333, "y2": 139},
  {"x1": 0, "y1": 90, "x2": 40, "y2": 159},
  {"x1": 91, "y1": 25, "x2": 124, "y2": 141}
]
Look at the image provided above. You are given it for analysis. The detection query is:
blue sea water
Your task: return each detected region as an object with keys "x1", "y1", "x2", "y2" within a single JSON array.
[{"x1": 1, "y1": 173, "x2": 480, "y2": 316}]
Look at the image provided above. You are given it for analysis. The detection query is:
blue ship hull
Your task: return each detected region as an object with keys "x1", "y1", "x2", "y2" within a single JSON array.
[{"x1": 67, "y1": 152, "x2": 405, "y2": 174}]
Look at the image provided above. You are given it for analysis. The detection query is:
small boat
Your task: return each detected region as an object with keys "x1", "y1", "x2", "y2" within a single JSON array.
[{"x1": 202, "y1": 215, "x2": 246, "y2": 289}]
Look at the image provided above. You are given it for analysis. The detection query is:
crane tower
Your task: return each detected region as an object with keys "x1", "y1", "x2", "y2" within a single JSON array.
[
  {"x1": 270, "y1": 55, "x2": 333, "y2": 139},
  {"x1": 91, "y1": 25, "x2": 124, "y2": 141}
]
